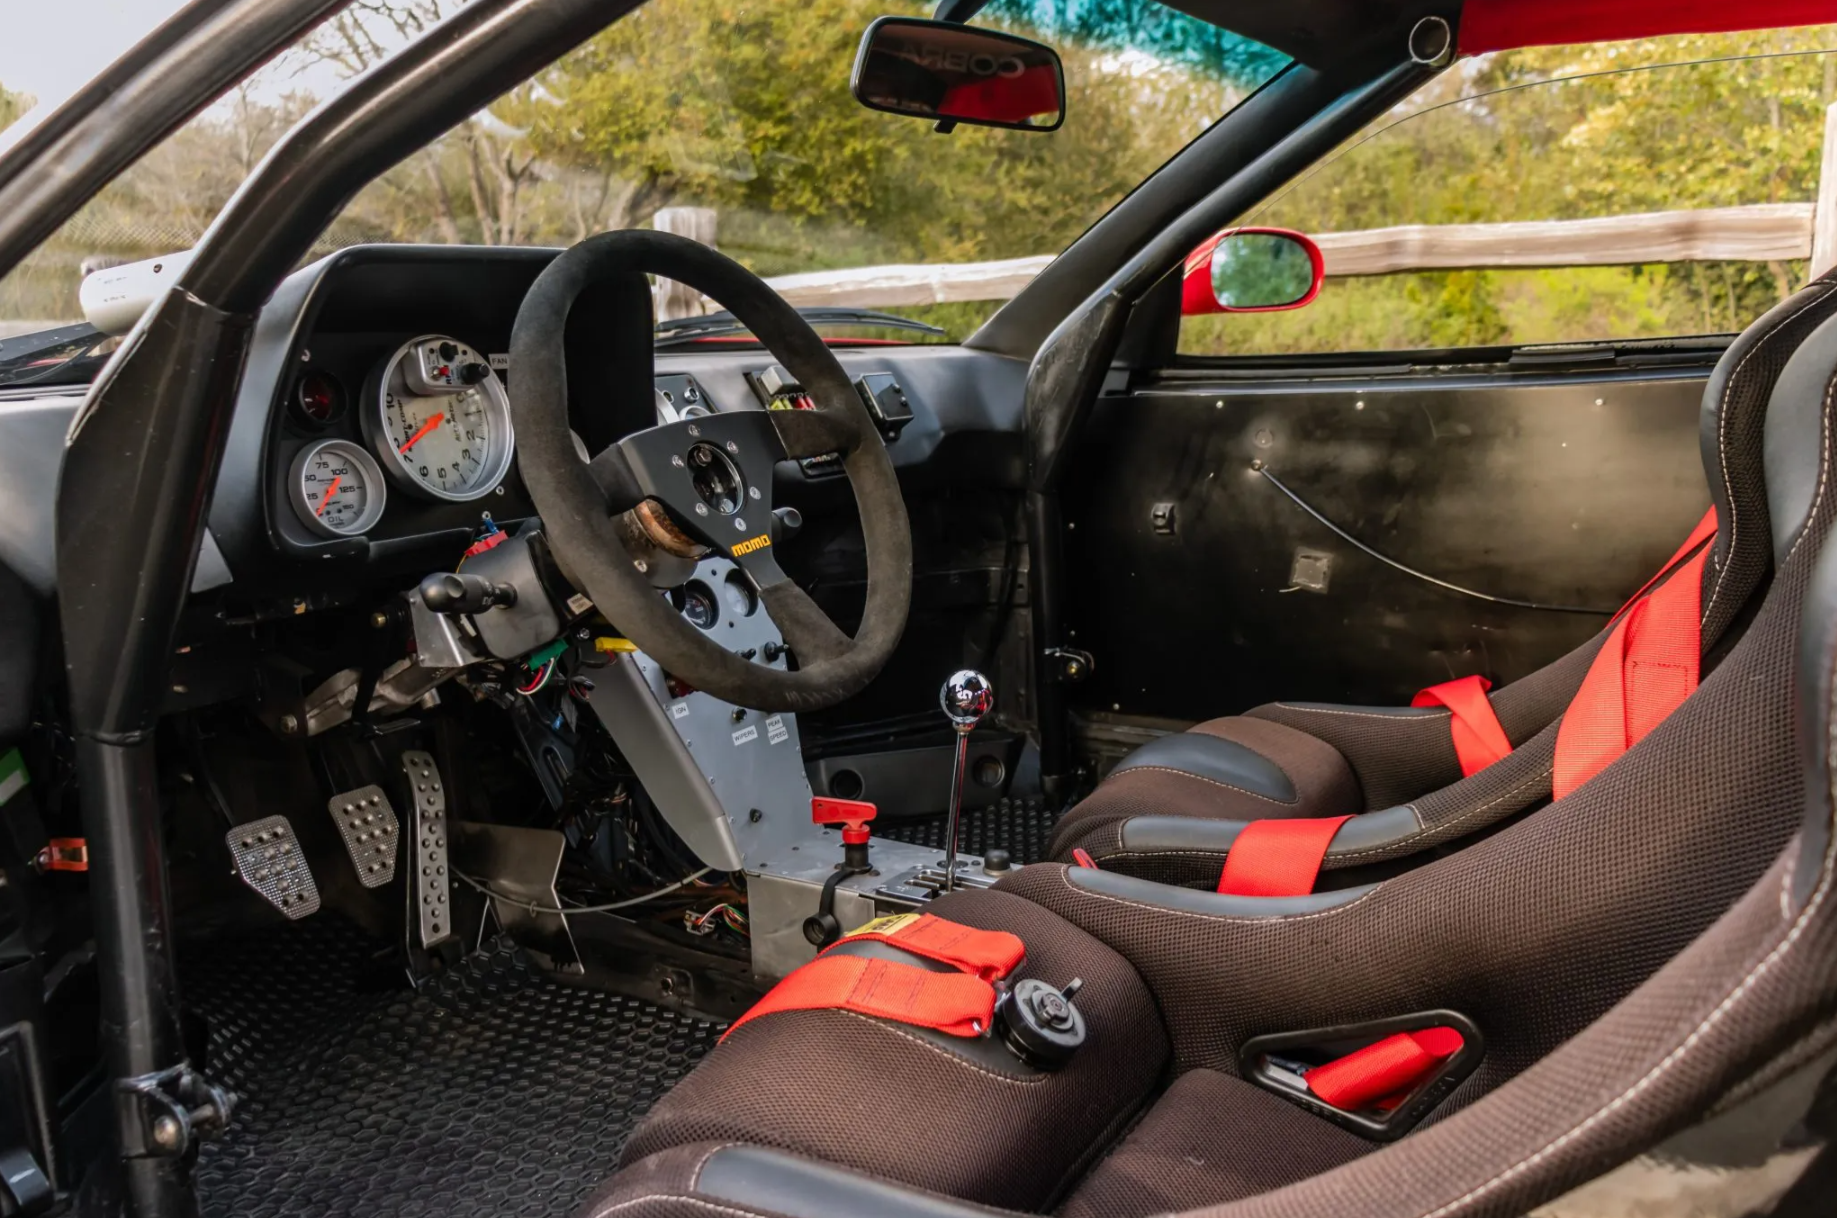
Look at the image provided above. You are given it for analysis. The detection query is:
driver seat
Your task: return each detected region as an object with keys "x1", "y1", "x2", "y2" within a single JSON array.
[
  {"x1": 1048, "y1": 272, "x2": 1837, "y2": 891},
  {"x1": 573, "y1": 309, "x2": 1837, "y2": 1218}
]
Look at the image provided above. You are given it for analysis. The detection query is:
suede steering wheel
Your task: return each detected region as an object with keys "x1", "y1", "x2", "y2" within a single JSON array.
[{"x1": 509, "y1": 230, "x2": 913, "y2": 714}]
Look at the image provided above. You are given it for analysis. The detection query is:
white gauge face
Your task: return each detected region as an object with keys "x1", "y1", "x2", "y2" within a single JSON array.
[
  {"x1": 289, "y1": 440, "x2": 387, "y2": 539},
  {"x1": 366, "y1": 335, "x2": 514, "y2": 502}
]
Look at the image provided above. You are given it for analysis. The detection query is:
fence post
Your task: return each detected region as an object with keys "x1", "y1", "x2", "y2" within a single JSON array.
[
  {"x1": 1813, "y1": 103, "x2": 1837, "y2": 281},
  {"x1": 651, "y1": 206, "x2": 717, "y2": 321}
]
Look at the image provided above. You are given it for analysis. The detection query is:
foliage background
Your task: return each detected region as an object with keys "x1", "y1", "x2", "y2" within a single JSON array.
[{"x1": 2, "y1": 4, "x2": 1835, "y2": 356}]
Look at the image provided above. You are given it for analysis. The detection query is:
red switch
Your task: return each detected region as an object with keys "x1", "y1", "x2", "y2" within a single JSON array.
[{"x1": 813, "y1": 797, "x2": 877, "y2": 870}]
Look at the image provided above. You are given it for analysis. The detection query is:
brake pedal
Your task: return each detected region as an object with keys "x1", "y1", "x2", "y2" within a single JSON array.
[
  {"x1": 226, "y1": 815, "x2": 321, "y2": 919},
  {"x1": 401, "y1": 750, "x2": 453, "y2": 947},
  {"x1": 328, "y1": 785, "x2": 399, "y2": 887}
]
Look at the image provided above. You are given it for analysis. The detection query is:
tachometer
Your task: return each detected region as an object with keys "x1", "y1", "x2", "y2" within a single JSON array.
[
  {"x1": 289, "y1": 439, "x2": 387, "y2": 538},
  {"x1": 363, "y1": 335, "x2": 514, "y2": 501}
]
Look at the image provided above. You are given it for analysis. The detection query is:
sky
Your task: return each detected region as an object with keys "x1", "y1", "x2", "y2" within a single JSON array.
[{"x1": 0, "y1": 0, "x2": 193, "y2": 111}]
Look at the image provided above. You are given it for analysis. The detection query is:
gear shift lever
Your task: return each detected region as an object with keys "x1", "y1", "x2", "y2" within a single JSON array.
[{"x1": 939, "y1": 669, "x2": 994, "y2": 892}]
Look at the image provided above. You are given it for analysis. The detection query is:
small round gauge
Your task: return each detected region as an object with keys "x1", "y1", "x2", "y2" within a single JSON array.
[
  {"x1": 293, "y1": 371, "x2": 344, "y2": 425},
  {"x1": 680, "y1": 581, "x2": 719, "y2": 630},
  {"x1": 363, "y1": 334, "x2": 514, "y2": 502},
  {"x1": 288, "y1": 439, "x2": 387, "y2": 538}
]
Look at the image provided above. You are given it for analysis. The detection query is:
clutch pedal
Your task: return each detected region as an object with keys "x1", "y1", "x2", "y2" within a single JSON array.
[
  {"x1": 226, "y1": 815, "x2": 321, "y2": 919},
  {"x1": 402, "y1": 750, "x2": 454, "y2": 947},
  {"x1": 327, "y1": 785, "x2": 399, "y2": 887}
]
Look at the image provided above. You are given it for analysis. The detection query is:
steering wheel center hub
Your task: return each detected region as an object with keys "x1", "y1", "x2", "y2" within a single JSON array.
[{"x1": 687, "y1": 443, "x2": 745, "y2": 515}]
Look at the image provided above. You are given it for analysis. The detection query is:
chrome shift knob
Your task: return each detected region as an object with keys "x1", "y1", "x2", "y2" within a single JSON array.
[
  {"x1": 938, "y1": 670, "x2": 992, "y2": 893},
  {"x1": 941, "y1": 670, "x2": 994, "y2": 730}
]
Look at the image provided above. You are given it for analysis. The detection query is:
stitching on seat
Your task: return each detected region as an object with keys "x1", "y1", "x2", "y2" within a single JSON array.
[
  {"x1": 590, "y1": 1197, "x2": 764, "y2": 1218},
  {"x1": 1050, "y1": 863, "x2": 1380, "y2": 924},
  {"x1": 1330, "y1": 766, "x2": 1553, "y2": 862},
  {"x1": 829, "y1": 1010, "x2": 1049, "y2": 1086},
  {"x1": 1779, "y1": 376, "x2": 1837, "y2": 571},
  {"x1": 687, "y1": 1143, "x2": 735, "y2": 1190},
  {"x1": 1109, "y1": 766, "x2": 1299, "y2": 805},
  {"x1": 1264, "y1": 704, "x2": 1450, "y2": 727},
  {"x1": 1704, "y1": 283, "x2": 1834, "y2": 626},
  {"x1": 1410, "y1": 667, "x2": 1837, "y2": 1218}
]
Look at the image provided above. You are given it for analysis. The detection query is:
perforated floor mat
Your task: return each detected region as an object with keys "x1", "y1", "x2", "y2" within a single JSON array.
[
  {"x1": 181, "y1": 920, "x2": 720, "y2": 1218},
  {"x1": 875, "y1": 796, "x2": 1060, "y2": 864}
]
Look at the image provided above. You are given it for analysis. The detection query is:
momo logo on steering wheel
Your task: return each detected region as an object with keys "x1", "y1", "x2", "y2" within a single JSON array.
[{"x1": 732, "y1": 534, "x2": 773, "y2": 557}]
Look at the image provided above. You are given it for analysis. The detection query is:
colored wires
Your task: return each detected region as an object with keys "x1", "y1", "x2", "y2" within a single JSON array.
[
  {"x1": 684, "y1": 902, "x2": 749, "y2": 937},
  {"x1": 517, "y1": 659, "x2": 556, "y2": 697}
]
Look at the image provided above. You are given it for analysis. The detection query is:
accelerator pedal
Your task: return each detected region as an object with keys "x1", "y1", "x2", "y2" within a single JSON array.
[
  {"x1": 402, "y1": 750, "x2": 454, "y2": 948},
  {"x1": 226, "y1": 815, "x2": 320, "y2": 919},
  {"x1": 328, "y1": 785, "x2": 400, "y2": 887}
]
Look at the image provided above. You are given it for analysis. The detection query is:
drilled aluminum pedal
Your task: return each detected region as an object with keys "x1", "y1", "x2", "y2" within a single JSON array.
[
  {"x1": 402, "y1": 750, "x2": 453, "y2": 946},
  {"x1": 328, "y1": 785, "x2": 399, "y2": 888},
  {"x1": 226, "y1": 815, "x2": 320, "y2": 919}
]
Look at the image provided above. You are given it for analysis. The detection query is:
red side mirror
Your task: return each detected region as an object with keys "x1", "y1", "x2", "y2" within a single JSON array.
[{"x1": 1181, "y1": 227, "x2": 1324, "y2": 316}]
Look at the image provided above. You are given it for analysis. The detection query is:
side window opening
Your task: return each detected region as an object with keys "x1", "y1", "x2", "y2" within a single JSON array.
[{"x1": 1178, "y1": 27, "x2": 1837, "y2": 360}]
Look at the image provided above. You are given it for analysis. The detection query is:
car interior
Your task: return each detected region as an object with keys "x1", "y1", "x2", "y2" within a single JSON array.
[{"x1": 2, "y1": 1, "x2": 1837, "y2": 1217}]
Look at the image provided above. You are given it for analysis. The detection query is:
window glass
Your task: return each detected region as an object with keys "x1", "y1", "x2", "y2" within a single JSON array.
[
  {"x1": 0, "y1": 0, "x2": 1290, "y2": 351},
  {"x1": 1180, "y1": 27, "x2": 1837, "y2": 358}
]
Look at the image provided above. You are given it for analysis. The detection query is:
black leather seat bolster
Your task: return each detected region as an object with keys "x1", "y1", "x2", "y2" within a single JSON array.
[
  {"x1": 1117, "y1": 805, "x2": 1423, "y2": 861},
  {"x1": 1110, "y1": 732, "x2": 1298, "y2": 800},
  {"x1": 697, "y1": 1145, "x2": 1019, "y2": 1218},
  {"x1": 1062, "y1": 865, "x2": 1377, "y2": 915}
]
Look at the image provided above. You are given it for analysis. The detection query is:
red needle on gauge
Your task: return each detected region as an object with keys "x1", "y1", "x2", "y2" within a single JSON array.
[
  {"x1": 398, "y1": 411, "x2": 446, "y2": 454},
  {"x1": 314, "y1": 475, "x2": 343, "y2": 517}
]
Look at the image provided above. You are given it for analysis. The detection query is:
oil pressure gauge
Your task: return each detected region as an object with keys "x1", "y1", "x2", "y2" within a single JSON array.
[
  {"x1": 289, "y1": 439, "x2": 387, "y2": 538},
  {"x1": 363, "y1": 334, "x2": 515, "y2": 502}
]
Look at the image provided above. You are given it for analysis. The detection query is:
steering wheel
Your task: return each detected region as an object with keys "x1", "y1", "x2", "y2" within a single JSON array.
[{"x1": 508, "y1": 230, "x2": 913, "y2": 714}]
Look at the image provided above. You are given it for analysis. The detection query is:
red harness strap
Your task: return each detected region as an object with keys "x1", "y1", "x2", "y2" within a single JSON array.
[
  {"x1": 1554, "y1": 529, "x2": 1714, "y2": 798},
  {"x1": 723, "y1": 954, "x2": 995, "y2": 1042},
  {"x1": 828, "y1": 913, "x2": 1024, "y2": 982},
  {"x1": 1611, "y1": 507, "x2": 1718, "y2": 623},
  {"x1": 1306, "y1": 1027, "x2": 1465, "y2": 1112},
  {"x1": 1411, "y1": 675, "x2": 1512, "y2": 777},
  {"x1": 1216, "y1": 816, "x2": 1352, "y2": 897}
]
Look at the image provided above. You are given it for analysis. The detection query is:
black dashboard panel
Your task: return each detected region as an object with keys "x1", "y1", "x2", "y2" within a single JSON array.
[{"x1": 204, "y1": 244, "x2": 1028, "y2": 602}]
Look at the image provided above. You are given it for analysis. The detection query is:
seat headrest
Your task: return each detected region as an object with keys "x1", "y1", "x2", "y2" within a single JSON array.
[
  {"x1": 1699, "y1": 276, "x2": 1837, "y2": 639},
  {"x1": 1765, "y1": 306, "x2": 1837, "y2": 565}
]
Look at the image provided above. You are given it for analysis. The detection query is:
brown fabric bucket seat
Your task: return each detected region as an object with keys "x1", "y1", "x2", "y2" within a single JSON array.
[
  {"x1": 1048, "y1": 273, "x2": 1837, "y2": 889},
  {"x1": 574, "y1": 305, "x2": 1837, "y2": 1218}
]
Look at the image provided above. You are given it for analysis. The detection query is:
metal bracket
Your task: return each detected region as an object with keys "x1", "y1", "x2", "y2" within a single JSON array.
[
  {"x1": 1043, "y1": 647, "x2": 1094, "y2": 683},
  {"x1": 115, "y1": 1062, "x2": 234, "y2": 1160}
]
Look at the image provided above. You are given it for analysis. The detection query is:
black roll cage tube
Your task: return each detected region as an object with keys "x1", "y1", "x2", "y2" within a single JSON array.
[{"x1": 41, "y1": 0, "x2": 1441, "y2": 1209}]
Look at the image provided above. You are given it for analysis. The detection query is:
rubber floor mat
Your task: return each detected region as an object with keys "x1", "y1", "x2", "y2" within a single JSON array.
[
  {"x1": 874, "y1": 796, "x2": 1060, "y2": 864},
  {"x1": 181, "y1": 919, "x2": 720, "y2": 1218}
]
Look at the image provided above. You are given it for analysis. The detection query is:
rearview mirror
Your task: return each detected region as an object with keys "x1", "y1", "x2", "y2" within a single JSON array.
[
  {"x1": 1182, "y1": 228, "x2": 1324, "y2": 315},
  {"x1": 851, "y1": 17, "x2": 1065, "y2": 132}
]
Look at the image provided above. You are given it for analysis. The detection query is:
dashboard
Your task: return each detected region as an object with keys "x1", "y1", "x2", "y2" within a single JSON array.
[{"x1": 0, "y1": 244, "x2": 1028, "y2": 607}]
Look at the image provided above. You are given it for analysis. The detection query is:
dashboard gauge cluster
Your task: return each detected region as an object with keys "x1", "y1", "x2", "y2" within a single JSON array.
[
  {"x1": 363, "y1": 335, "x2": 515, "y2": 502},
  {"x1": 282, "y1": 333, "x2": 518, "y2": 541}
]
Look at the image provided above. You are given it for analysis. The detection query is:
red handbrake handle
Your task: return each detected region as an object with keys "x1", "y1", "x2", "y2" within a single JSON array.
[{"x1": 813, "y1": 796, "x2": 877, "y2": 845}]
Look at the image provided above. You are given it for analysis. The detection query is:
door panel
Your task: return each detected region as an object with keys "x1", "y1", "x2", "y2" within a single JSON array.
[{"x1": 1063, "y1": 364, "x2": 1717, "y2": 721}]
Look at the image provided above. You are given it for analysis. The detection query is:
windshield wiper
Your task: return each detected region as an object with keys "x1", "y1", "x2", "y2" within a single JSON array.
[
  {"x1": 0, "y1": 322, "x2": 118, "y2": 389},
  {"x1": 655, "y1": 307, "x2": 948, "y2": 347}
]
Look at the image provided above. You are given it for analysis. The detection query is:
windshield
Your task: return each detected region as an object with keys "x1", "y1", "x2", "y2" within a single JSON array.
[{"x1": 0, "y1": 0, "x2": 1289, "y2": 373}]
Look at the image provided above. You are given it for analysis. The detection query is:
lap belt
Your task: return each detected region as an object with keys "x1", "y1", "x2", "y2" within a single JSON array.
[
  {"x1": 828, "y1": 912, "x2": 1024, "y2": 981},
  {"x1": 1216, "y1": 816, "x2": 1352, "y2": 896},
  {"x1": 1411, "y1": 675, "x2": 1511, "y2": 777},
  {"x1": 1554, "y1": 510, "x2": 1716, "y2": 798},
  {"x1": 723, "y1": 915, "x2": 1024, "y2": 1041},
  {"x1": 1306, "y1": 1027, "x2": 1465, "y2": 1111}
]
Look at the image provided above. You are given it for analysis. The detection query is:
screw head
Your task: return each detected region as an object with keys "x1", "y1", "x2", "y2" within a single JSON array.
[
  {"x1": 152, "y1": 1115, "x2": 183, "y2": 1150},
  {"x1": 278, "y1": 713, "x2": 299, "y2": 734}
]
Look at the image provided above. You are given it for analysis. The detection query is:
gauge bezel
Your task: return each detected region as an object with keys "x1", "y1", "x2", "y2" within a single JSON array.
[
  {"x1": 363, "y1": 334, "x2": 515, "y2": 503},
  {"x1": 292, "y1": 370, "x2": 346, "y2": 426},
  {"x1": 288, "y1": 438, "x2": 387, "y2": 539}
]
